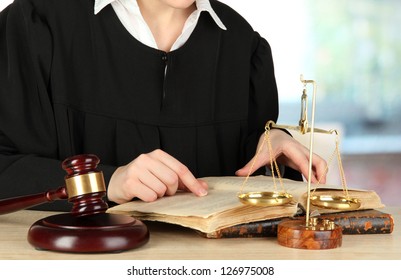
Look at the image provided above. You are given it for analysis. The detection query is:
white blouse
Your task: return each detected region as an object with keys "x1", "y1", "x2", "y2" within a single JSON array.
[{"x1": 94, "y1": 0, "x2": 227, "y2": 51}]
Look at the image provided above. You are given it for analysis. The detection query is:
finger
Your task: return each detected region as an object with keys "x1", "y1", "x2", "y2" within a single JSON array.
[
  {"x1": 297, "y1": 154, "x2": 326, "y2": 184},
  {"x1": 137, "y1": 169, "x2": 168, "y2": 198},
  {"x1": 312, "y1": 153, "x2": 328, "y2": 184},
  {"x1": 145, "y1": 157, "x2": 180, "y2": 196},
  {"x1": 235, "y1": 157, "x2": 256, "y2": 177},
  {"x1": 279, "y1": 144, "x2": 313, "y2": 181},
  {"x1": 131, "y1": 152, "x2": 178, "y2": 197},
  {"x1": 235, "y1": 151, "x2": 273, "y2": 177},
  {"x1": 152, "y1": 150, "x2": 208, "y2": 196},
  {"x1": 178, "y1": 178, "x2": 208, "y2": 193},
  {"x1": 296, "y1": 156, "x2": 313, "y2": 182},
  {"x1": 121, "y1": 178, "x2": 159, "y2": 203}
]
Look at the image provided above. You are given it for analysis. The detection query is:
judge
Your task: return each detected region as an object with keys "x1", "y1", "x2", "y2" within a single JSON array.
[{"x1": 0, "y1": 0, "x2": 326, "y2": 211}]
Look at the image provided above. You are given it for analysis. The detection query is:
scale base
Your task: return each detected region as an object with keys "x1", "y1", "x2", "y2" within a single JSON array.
[
  {"x1": 28, "y1": 212, "x2": 149, "y2": 253},
  {"x1": 277, "y1": 219, "x2": 342, "y2": 250}
]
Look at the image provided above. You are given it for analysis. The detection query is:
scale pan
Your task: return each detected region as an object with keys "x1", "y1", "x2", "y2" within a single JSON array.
[
  {"x1": 310, "y1": 195, "x2": 361, "y2": 210},
  {"x1": 238, "y1": 191, "x2": 293, "y2": 206}
]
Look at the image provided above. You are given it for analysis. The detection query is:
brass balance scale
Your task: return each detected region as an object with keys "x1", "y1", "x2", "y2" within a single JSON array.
[{"x1": 238, "y1": 75, "x2": 361, "y2": 249}]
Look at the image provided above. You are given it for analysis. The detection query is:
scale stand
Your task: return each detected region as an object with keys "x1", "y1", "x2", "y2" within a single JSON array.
[{"x1": 238, "y1": 75, "x2": 360, "y2": 249}]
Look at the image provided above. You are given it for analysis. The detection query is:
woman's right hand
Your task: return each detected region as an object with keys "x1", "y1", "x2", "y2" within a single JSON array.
[{"x1": 107, "y1": 149, "x2": 208, "y2": 204}]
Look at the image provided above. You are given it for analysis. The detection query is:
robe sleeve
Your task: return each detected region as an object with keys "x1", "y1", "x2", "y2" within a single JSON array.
[
  {"x1": 0, "y1": 1, "x2": 67, "y2": 210},
  {"x1": 249, "y1": 32, "x2": 279, "y2": 130},
  {"x1": 0, "y1": 1, "x2": 116, "y2": 211},
  {"x1": 244, "y1": 32, "x2": 278, "y2": 166},
  {"x1": 248, "y1": 32, "x2": 302, "y2": 181}
]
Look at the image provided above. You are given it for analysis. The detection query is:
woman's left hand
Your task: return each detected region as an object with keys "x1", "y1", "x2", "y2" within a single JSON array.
[{"x1": 236, "y1": 129, "x2": 327, "y2": 183}]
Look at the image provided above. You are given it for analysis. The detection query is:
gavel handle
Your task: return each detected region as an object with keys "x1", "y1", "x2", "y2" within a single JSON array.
[{"x1": 0, "y1": 186, "x2": 68, "y2": 215}]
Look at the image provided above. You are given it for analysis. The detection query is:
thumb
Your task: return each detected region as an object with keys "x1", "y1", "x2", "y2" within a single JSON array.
[{"x1": 236, "y1": 156, "x2": 263, "y2": 177}]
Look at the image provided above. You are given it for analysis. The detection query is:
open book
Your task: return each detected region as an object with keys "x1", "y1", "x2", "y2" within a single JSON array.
[{"x1": 107, "y1": 176, "x2": 384, "y2": 234}]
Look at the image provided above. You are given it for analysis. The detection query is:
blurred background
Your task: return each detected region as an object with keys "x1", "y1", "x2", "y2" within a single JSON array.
[
  {"x1": 220, "y1": 0, "x2": 401, "y2": 206},
  {"x1": 1, "y1": 0, "x2": 400, "y2": 205}
]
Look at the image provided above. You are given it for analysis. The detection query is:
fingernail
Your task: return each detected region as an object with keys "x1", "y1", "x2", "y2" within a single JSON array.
[{"x1": 198, "y1": 188, "x2": 208, "y2": 196}]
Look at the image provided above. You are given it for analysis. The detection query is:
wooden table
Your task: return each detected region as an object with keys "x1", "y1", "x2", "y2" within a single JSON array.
[{"x1": 0, "y1": 207, "x2": 400, "y2": 260}]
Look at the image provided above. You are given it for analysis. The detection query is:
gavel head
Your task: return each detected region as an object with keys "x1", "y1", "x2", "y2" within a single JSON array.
[{"x1": 62, "y1": 154, "x2": 108, "y2": 216}]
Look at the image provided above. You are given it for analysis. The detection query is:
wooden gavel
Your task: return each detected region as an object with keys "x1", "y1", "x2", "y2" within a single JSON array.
[
  {"x1": 0, "y1": 154, "x2": 149, "y2": 253},
  {"x1": 0, "y1": 154, "x2": 108, "y2": 216}
]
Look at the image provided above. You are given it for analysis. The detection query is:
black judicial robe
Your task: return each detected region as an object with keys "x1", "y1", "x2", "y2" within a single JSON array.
[{"x1": 0, "y1": 0, "x2": 299, "y2": 210}]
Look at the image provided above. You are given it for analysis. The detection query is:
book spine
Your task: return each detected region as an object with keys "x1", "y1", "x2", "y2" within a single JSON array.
[
  {"x1": 320, "y1": 213, "x2": 394, "y2": 235},
  {"x1": 202, "y1": 212, "x2": 394, "y2": 238},
  {"x1": 200, "y1": 218, "x2": 283, "y2": 239}
]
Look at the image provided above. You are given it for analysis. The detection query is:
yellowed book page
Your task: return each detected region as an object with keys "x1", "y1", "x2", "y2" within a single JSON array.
[
  {"x1": 109, "y1": 176, "x2": 300, "y2": 217},
  {"x1": 107, "y1": 176, "x2": 384, "y2": 233},
  {"x1": 107, "y1": 176, "x2": 300, "y2": 232}
]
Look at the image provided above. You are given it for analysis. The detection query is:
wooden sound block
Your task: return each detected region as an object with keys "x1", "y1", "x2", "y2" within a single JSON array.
[
  {"x1": 277, "y1": 219, "x2": 342, "y2": 250},
  {"x1": 28, "y1": 212, "x2": 149, "y2": 253}
]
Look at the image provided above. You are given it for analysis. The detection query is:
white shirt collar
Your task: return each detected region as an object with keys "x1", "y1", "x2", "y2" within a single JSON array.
[{"x1": 94, "y1": 0, "x2": 227, "y2": 30}]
